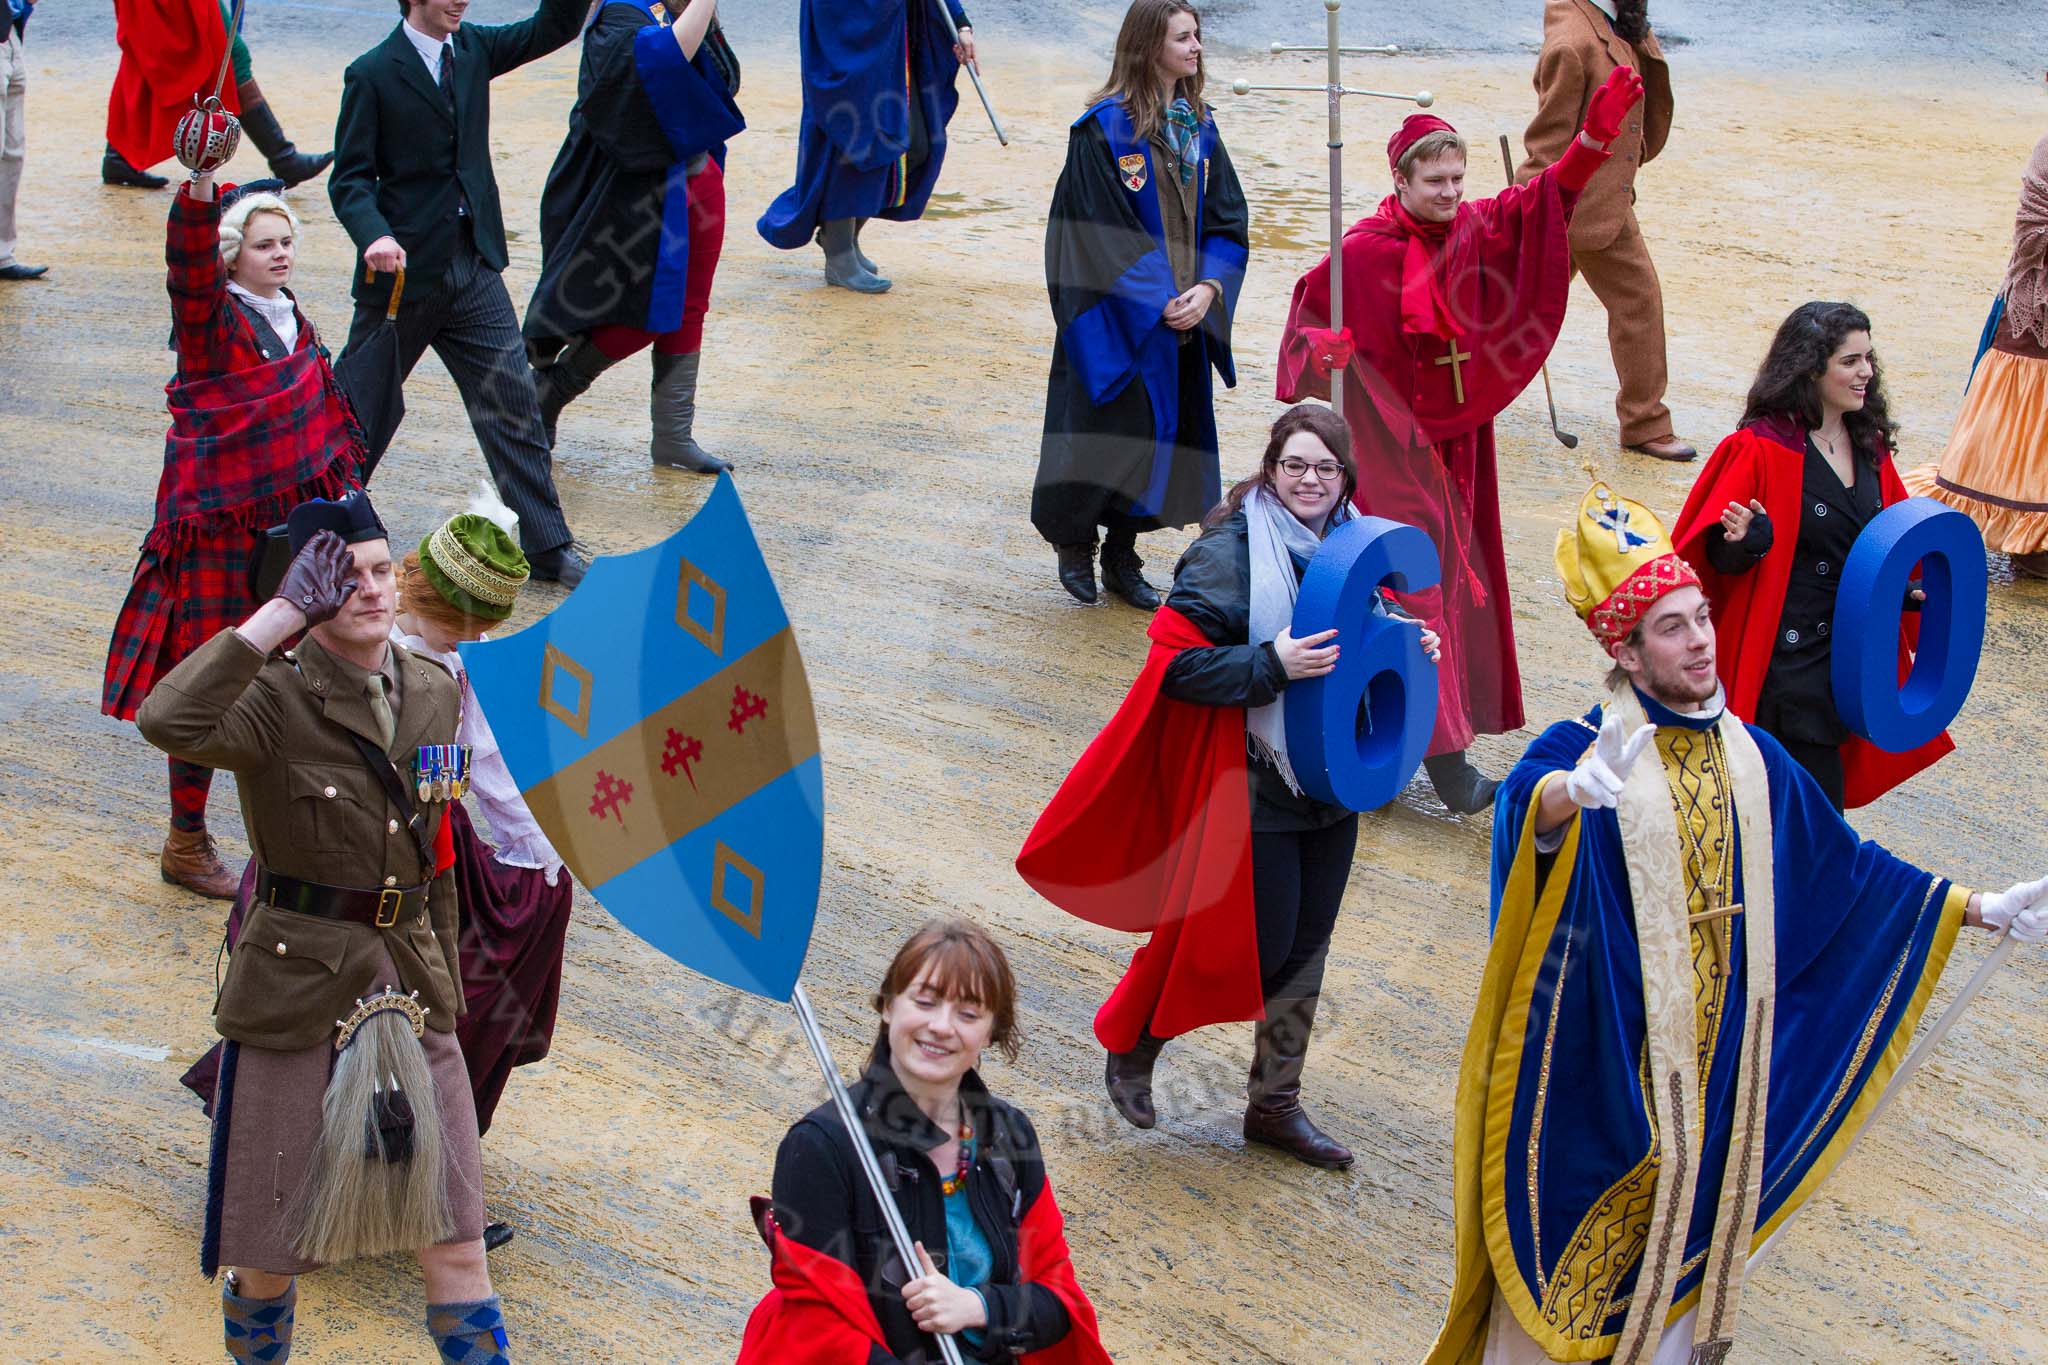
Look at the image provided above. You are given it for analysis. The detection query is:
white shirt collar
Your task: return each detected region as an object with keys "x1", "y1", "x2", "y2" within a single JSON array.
[{"x1": 401, "y1": 17, "x2": 449, "y2": 75}]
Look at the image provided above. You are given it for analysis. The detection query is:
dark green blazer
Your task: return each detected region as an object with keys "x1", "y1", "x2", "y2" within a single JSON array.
[{"x1": 329, "y1": 0, "x2": 585, "y2": 305}]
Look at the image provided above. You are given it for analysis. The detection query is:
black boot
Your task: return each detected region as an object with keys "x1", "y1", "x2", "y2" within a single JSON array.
[
  {"x1": 533, "y1": 335, "x2": 620, "y2": 448},
  {"x1": 1243, "y1": 996, "x2": 1353, "y2": 1169},
  {"x1": 1056, "y1": 540, "x2": 1098, "y2": 604},
  {"x1": 236, "y1": 80, "x2": 334, "y2": 188},
  {"x1": 1099, "y1": 530, "x2": 1162, "y2": 610},
  {"x1": 651, "y1": 351, "x2": 732, "y2": 472},
  {"x1": 814, "y1": 218, "x2": 880, "y2": 276},
  {"x1": 820, "y1": 217, "x2": 890, "y2": 293},
  {"x1": 1104, "y1": 1029, "x2": 1168, "y2": 1129},
  {"x1": 101, "y1": 143, "x2": 168, "y2": 189},
  {"x1": 1423, "y1": 749, "x2": 1499, "y2": 815}
]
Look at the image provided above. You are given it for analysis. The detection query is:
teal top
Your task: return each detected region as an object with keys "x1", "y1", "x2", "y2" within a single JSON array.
[{"x1": 943, "y1": 1136, "x2": 993, "y2": 1347}]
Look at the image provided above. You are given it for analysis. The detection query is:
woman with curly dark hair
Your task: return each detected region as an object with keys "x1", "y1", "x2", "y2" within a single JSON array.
[{"x1": 1671, "y1": 301, "x2": 1952, "y2": 810}]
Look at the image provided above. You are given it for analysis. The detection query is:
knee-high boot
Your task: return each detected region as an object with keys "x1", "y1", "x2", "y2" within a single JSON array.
[
  {"x1": 650, "y1": 351, "x2": 732, "y2": 473},
  {"x1": 1104, "y1": 1027, "x2": 1168, "y2": 1129},
  {"x1": 1243, "y1": 995, "x2": 1353, "y2": 1169},
  {"x1": 532, "y1": 335, "x2": 620, "y2": 448},
  {"x1": 235, "y1": 79, "x2": 333, "y2": 188}
]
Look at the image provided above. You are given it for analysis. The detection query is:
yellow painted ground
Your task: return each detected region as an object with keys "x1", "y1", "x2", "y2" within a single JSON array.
[{"x1": 1, "y1": 24, "x2": 2044, "y2": 1365}]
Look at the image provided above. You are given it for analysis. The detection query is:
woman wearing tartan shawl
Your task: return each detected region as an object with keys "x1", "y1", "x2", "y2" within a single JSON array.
[{"x1": 102, "y1": 165, "x2": 365, "y2": 899}]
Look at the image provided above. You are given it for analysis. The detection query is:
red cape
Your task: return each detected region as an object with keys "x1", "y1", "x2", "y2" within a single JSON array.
[
  {"x1": 1014, "y1": 606, "x2": 1262, "y2": 1051},
  {"x1": 107, "y1": 0, "x2": 240, "y2": 172},
  {"x1": 1672, "y1": 416, "x2": 1954, "y2": 807},
  {"x1": 1276, "y1": 165, "x2": 1578, "y2": 448},
  {"x1": 737, "y1": 1181, "x2": 1113, "y2": 1365}
]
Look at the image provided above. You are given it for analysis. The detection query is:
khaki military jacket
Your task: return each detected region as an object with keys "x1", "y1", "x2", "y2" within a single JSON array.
[
  {"x1": 137, "y1": 628, "x2": 464, "y2": 1050},
  {"x1": 1515, "y1": 0, "x2": 1675, "y2": 252}
]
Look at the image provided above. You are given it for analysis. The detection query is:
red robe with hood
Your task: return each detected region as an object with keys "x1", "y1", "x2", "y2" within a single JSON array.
[
  {"x1": 1277, "y1": 137, "x2": 1602, "y2": 754},
  {"x1": 1672, "y1": 414, "x2": 1954, "y2": 807}
]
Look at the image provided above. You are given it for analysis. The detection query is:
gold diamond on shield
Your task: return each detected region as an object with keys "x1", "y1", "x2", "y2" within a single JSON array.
[
  {"x1": 711, "y1": 842, "x2": 764, "y2": 939},
  {"x1": 676, "y1": 558, "x2": 728, "y2": 656},
  {"x1": 539, "y1": 642, "x2": 594, "y2": 737}
]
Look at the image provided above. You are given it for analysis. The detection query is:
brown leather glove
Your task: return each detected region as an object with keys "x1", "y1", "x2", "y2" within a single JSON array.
[{"x1": 274, "y1": 529, "x2": 359, "y2": 626}]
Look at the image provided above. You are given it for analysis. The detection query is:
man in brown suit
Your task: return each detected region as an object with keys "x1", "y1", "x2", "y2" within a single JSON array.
[
  {"x1": 1516, "y1": 0, "x2": 1693, "y2": 460},
  {"x1": 138, "y1": 491, "x2": 513, "y2": 1364}
]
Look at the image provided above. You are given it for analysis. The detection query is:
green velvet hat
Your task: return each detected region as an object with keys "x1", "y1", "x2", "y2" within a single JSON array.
[{"x1": 418, "y1": 513, "x2": 529, "y2": 622}]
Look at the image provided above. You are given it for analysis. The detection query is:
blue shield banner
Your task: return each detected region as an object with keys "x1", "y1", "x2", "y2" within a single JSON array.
[{"x1": 460, "y1": 475, "x2": 822, "y2": 999}]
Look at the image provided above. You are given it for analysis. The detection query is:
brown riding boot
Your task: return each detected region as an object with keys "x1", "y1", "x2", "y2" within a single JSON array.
[
  {"x1": 1104, "y1": 1028, "x2": 1168, "y2": 1129},
  {"x1": 1243, "y1": 996, "x2": 1353, "y2": 1169},
  {"x1": 161, "y1": 827, "x2": 240, "y2": 900}
]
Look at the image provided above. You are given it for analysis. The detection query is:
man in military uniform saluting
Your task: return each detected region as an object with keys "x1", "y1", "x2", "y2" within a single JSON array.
[{"x1": 138, "y1": 490, "x2": 511, "y2": 1365}]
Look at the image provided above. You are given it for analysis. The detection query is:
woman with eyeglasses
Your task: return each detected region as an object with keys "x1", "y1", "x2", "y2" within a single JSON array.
[{"x1": 1022, "y1": 404, "x2": 1437, "y2": 1169}]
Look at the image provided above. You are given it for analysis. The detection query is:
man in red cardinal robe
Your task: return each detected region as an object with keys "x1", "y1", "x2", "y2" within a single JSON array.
[{"x1": 1277, "y1": 68, "x2": 1643, "y2": 813}]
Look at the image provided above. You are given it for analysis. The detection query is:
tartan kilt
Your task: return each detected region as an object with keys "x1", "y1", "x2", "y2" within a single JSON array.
[{"x1": 103, "y1": 346, "x2": 365, "y2": 720}]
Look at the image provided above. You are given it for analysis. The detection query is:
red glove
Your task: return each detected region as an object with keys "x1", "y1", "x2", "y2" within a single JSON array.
[
  {"x1": 1581, "y1": 65, "x2": 1645, "y2": 145},
  {"x1": 1302, "y1": 326, "x2": 1355, "y2": 378}
]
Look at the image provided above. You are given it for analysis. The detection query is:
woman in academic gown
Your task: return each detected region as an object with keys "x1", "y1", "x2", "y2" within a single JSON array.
[
  {"x1": 738, "y1": 919, "x2": 1110, "y2": 1365},
  {"x1": 1673, "y1": 301, "x2": 1952, "y2": 811},
  {"x1": 524, "y1": 0, "x2": 744, "y2": 473},
  {"x1": 1031, "y1": 0, "x2": 1248, "y2": 610}
]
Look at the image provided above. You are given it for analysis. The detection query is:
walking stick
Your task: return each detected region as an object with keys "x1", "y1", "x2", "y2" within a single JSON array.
[
  {"x1": 791, "y1": 983, "x2": 969, "y2": 1365},
  {"x1": 1500, "y1": 134, "x2": 1579, "y2": 449},
  {"x1": 930, "y1": 0, "x2": 1008, "y2": 147}
]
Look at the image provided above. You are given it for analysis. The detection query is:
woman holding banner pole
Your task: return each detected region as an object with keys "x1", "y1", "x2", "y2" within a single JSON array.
[
  {"x1": 1019, "y1": 406, "x2": 1435, "y2": 1170},
  {"x1": 739, "y1": 919, "x2": 1109, "y2": 1365}
]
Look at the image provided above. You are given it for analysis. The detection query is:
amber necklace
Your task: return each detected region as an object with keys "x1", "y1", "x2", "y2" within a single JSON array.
[{"x1": 940, "y1": 1122, "x2": 975, "y2": 1197}]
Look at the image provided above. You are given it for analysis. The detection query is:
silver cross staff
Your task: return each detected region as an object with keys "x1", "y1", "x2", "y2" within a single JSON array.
[{"x1": 1230, "y1": 0, "x2": 1434, "y2": 422}]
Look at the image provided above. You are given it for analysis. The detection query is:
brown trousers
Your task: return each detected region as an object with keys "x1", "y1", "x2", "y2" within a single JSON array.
[{"x1": 1572, "y1": 215, "x2": 1674, "y2": 446}]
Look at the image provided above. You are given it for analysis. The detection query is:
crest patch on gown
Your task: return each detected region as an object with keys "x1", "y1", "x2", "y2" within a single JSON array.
[{"x1": 1118, "y1": 154, "x2": 1147, "y2": 192}]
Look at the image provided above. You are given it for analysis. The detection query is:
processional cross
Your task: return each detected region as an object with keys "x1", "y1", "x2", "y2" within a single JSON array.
[{"x1": 1229, "y1": 0, "x2": 1435, "y2": 423}]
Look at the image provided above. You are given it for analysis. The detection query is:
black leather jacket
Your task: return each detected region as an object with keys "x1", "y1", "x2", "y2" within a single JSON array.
[{"x1": 1161, "y1": 505, "x2": 1375, "y2": 831}]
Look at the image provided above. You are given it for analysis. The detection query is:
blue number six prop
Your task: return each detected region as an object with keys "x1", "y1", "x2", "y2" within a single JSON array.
[
  {"x1": 1283, "y1": 517, "x2": 1442, "y2": 810},
  {"x1": 1833, "y1": 498, "x2": 1986, "y2": 753}
]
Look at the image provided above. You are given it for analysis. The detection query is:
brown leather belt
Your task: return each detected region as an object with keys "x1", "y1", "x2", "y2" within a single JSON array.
[{"x1": 256, "y1": 867, "x2": 428, "y2": 929}]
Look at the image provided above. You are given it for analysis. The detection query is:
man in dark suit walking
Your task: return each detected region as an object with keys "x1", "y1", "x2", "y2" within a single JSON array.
[{"x1": 331, "y1": 0, "x2": 589, "y2": 585}]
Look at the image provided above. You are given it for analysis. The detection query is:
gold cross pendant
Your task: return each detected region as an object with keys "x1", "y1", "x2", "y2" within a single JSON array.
[
  {"x1": 1687, "y1": 901, "x2": 1744, "y2": 927},
  {"x1": 1435, "y1": 339, "x2": 1472, "y2": 405}
]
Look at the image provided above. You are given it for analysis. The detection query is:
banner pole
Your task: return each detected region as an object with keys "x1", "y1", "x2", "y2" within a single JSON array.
[{"x1": 790, "y1": 982, "x2": 968, "y2": 1365}]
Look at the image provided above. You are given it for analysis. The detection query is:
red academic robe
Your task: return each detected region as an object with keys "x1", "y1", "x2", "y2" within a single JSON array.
[
  {"x1": 1014, "y1": 605, "x2": 1263, "y2": 1051},
  {"x1": 1672, "y1": 416, "x2": 1954, "y2": 807},
  {"x1": 107, "y1": 0, "x2": 240, "y2": 173},
  {"x1": 736, "y1": 1183, "x2": 1113, "y2": 1365},
  {"x1": 1277, "y1": 163, "x2": 1585, "y2": 754}
]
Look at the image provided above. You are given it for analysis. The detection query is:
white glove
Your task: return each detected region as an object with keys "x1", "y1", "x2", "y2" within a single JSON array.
[
  {"x1": 1562, "y1": 708, "x2": 1657, "y2": 810},
  {"x1": 1978, "y1": 874, "x2": 2048, "y2": 943}
]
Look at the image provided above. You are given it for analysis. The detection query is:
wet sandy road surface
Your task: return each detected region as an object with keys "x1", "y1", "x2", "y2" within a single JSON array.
[{"x1": 1, "y1": 9, "x2": 2046, "y2": 1363}]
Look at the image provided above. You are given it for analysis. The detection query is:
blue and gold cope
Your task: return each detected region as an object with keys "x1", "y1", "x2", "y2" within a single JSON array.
[{"x1": 1427, "y1": 690, "x2": 1966, "y2": 1364}]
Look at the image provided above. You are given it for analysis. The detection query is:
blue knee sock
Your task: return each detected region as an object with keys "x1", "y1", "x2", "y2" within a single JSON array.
[
  {"x1": 427, "y1": 1296, "x2": 510, "y2": 1364},
  {"x1": 222, "y1": 1277, "x2": 295, "y2": 1363}
]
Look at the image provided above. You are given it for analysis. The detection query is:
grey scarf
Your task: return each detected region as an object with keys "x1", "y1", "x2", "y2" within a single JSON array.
[{"x1": 1244, "y1": 484, "x2": 1335, "y2": 795}]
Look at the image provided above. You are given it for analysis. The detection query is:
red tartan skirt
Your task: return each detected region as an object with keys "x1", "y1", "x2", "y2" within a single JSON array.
[{"x1": 103, "y1": 346, "x2": 364, "y2": 720}]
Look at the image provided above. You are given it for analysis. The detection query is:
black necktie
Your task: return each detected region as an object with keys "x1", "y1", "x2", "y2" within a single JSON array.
[{"x1": 437, "y1": 41, "x2": 456, "y2": 113}]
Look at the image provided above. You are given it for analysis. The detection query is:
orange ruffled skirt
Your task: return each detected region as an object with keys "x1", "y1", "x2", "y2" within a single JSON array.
[{"x1": 1903, "y1": 347, "x2": 2048, "y2": 553}]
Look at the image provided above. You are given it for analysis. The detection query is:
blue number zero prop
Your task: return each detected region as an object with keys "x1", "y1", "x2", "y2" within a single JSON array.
[
  {"x1": 1832, "y1": 498, "x2": 1986, "y2": 753},
  {"x1": 1283, "y1": 517, "x2": 1442, "y2": 810}
]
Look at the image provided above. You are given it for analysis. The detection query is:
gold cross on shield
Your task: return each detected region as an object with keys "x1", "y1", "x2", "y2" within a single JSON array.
[{"x1": 1435, "y1": 338, "x2": 1473, "y2": 405}]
